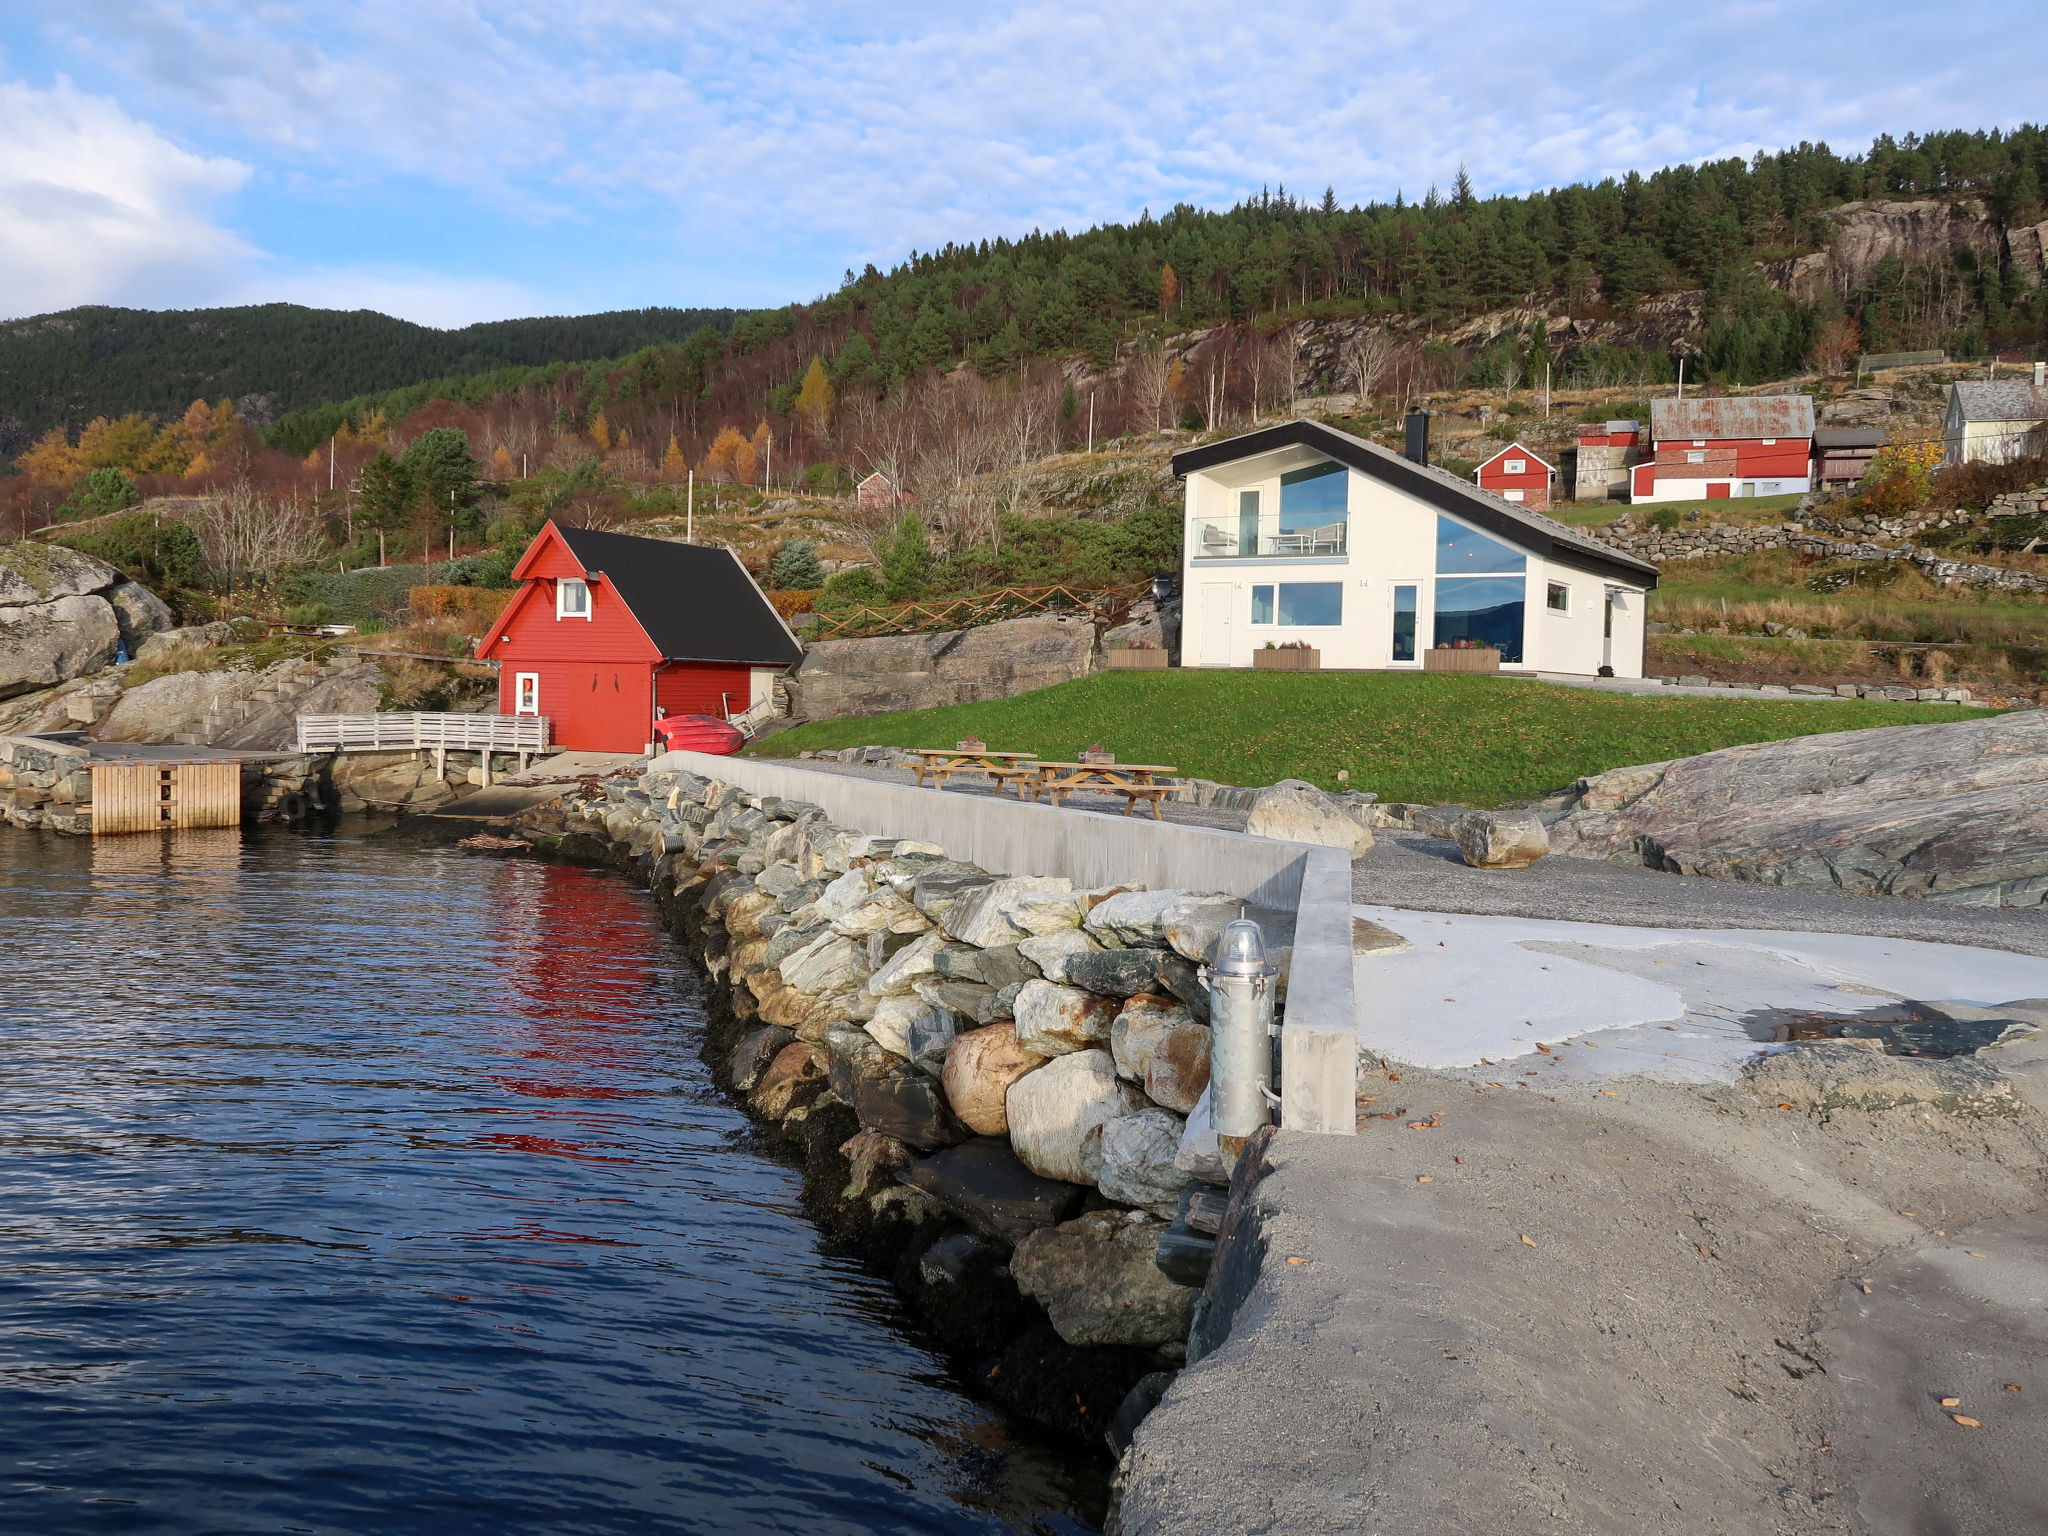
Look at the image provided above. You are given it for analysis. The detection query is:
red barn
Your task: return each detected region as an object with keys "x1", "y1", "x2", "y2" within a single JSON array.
[
  {"x1": 476, "y1": 522, "x2": 803, "y2": 753},
  {"x1": 1630, "y1": 396, "x2": 1814, "y2": 504},
  {"x1": 1472, "y1": 443, "x2": 1555, "y2": 511}
]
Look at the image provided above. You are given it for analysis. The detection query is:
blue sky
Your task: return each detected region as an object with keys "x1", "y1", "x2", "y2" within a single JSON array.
[{"x1": 1, "y1": 1, "x2": 2042, "y2": 328}]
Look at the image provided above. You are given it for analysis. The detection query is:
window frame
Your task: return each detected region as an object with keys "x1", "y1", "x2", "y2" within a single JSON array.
[
  {"x1": 557, "y1": 577, "x2": 592, "y2": 620},
  {"x1": 1503, "y1": 458, "x2": 1526, "y2": 474},
  {"x1": 514, "y1": 672, "x2": 541, "y2": 715},
  {"x1": 1546, "y1": 581, "x2": 1570, "y2": 614}
]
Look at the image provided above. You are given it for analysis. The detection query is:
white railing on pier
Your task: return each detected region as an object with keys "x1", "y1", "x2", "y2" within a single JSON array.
[{"x1": 297, "y1": 713, "x2": 552, "y2": 754}]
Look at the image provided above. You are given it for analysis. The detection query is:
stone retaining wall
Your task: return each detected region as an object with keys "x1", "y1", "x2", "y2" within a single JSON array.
[
  {"x1": 503, "y1": 761, "x2": 1335, "y2": 1455},
  {"x1": 1596, "y1": 517, "x2": 2048, "y2": 593}
]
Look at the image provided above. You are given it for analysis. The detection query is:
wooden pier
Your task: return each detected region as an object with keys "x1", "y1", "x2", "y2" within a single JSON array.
[
  {"x1": 296, "y1": 713, "x2": 551, "y2": 785},
  {"x1": 90, "y1": 760, "x2": 242, "y2": 834}
]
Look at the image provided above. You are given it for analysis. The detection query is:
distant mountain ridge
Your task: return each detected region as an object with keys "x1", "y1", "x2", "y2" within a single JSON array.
[{"x1": 0, "y1": 303, "x2": 741, "y2": 450}]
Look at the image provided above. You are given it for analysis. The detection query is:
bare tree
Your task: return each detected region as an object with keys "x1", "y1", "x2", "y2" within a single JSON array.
[
  {"x1": 186, "y1": 478, "x2": 325, "y2": 592},
  {"x1": 1343, "y1": 326, "x2": 1396, "y2": 406},
  {"x1": 1128, "y1": 340, "x2": 1173, "y2": 433},
  {"x1": 1277, "y1": 322, "x2": 1308, "y2": 414}
]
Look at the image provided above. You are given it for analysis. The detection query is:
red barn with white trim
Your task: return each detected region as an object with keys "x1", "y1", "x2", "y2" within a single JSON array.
[
  {"x1": 1630, "y1": 396, "x2": 1814, "y2": 504},
  {"x1": 1473, "y1": 443, "x2": 1555, "y2": 511},
  {"x1": 476, "y1": 522, "x2": 803, "y2": 753}
]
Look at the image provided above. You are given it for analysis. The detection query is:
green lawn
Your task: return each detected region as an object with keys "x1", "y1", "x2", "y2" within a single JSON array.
[{"x1": 750, "y1": 670, "x2": 1993, "y2": 807}]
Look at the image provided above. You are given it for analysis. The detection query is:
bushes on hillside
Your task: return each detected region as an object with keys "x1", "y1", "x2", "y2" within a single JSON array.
[{"x1": 58, "y1": 511, "x2": 203, "y2": 590}]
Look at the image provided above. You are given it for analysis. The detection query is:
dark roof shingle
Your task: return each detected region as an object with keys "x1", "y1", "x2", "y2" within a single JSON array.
[{"x1": 556, "y1": 526, "x2": 803, "y2": 667}]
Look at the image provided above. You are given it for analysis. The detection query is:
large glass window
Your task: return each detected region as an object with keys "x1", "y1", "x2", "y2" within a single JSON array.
[
  {"x1": 1276, "y1": 462, "x2": 1348, "y2": 554},
  {"x1": 1436, "y1": 514, "x2": 1526, "y2": 574},
  {"x1": 1250, "y1": 584, "x2": 1274, "y2": 624},
  {"x1": 1434, "y1": 577, "x2": 1525, "y2": 661},
  {"x1": 1392, "y1": 584, "x2": 1417, "y2": 661},
  {"x1": 1238, "y1": 490, "x2": 1260, "y2": 556},
  {"x1": 1277, "y1": 583, "x2": 1342, "y2": 626}
]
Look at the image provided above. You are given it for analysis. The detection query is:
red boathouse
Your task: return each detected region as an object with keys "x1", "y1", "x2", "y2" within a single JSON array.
[{"x1": 476, "y1": 522, "x2": 804, "y2": 753}]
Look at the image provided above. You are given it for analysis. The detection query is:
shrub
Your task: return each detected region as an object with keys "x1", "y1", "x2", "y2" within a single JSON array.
[
  {"x1": 59, "y1": 512, "x2": 204, "y2": 589},
  {"x1": 409, "y1": 585, "x2": 513, "y2": 625},
  {"x1": 283, "y1": 603, "x2": 336, "y2": 626},
  {"x1": 763, "y1": 589, "x2": 817, "y2": 618},
  {"x1": 61, "y1": 468, "x2": 140, "y2": 522},
  {"x1": 1649, "y1": 507, "x2": 1681, "y2": 531},
  {"x1": 768, "y1": 537, "x2": 826, "y2": 590},
  {"x1": 879, "y1": 514, "x2": 932, "y2": 601},
  {"x1": 817, "y1": 567, "x2": 885, "y2": 609}
]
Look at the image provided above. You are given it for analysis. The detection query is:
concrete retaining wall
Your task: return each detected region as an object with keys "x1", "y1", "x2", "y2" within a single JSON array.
[{"x1": 652, "y1": 749, "x2": 1357, "y2": 1136}]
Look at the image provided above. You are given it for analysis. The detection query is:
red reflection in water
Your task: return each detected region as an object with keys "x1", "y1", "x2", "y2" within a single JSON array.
[{"x1": 473, "y1": 862, "x2": 678, "y2": 1164}]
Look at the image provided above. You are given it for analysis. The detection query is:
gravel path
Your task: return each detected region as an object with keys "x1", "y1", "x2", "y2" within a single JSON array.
[{"x1": 770, "y1": 755, "x2": 2048, "y2": 957}]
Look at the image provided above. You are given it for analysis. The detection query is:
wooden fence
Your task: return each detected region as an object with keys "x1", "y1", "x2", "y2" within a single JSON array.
[
  {"x1": 807, "y1": 578, "x2": 1152, "y2": 641},
  {"x1": 296, "y1": 713, "x2": 551, "y2": 755},
  {"x1": 91, "y1": 761, "x2": 241, "y2": 835}
]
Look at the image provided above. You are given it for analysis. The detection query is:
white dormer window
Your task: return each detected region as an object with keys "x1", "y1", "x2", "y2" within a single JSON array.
[
  {"x1": 1692, "y1": 440, "x2": 1706, "y2": 447},
  {"x1": 557, "y1": 577, "x2": 591, "y2": 619},
  {"x1": 1504, "y1": 458, "x2": 1526, "y2": 474}
]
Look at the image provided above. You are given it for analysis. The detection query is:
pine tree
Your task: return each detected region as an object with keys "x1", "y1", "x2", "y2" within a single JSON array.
[
  {"x1": 769, "y1": 537, "x2": 826, "y2": 590},
  {"x1": 1453, "y1": 164, "x2": 1475, "y2": 212},
  {"x1": 357, "y1": 450, "x2": 411, "y2": 532},
  {"x1": 879, "y1": 513, "x2": 931, "y2": 602},
  {"x1": 795, "y1": 356, "x2": 835, "y2": 434},
  {"x1": 400, "y1": 428, "x2": 483, "y2": 530},
  {"x1": 60, "y1": 467, "x2": 139, "y2": 522}
]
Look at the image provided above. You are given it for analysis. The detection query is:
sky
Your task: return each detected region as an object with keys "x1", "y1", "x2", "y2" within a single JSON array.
[{"x1": 0, "y1": 1, "x2": 2042, "y2": 330}]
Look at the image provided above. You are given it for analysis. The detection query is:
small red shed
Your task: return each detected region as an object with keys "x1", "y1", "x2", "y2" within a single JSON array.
[
  {"x1": 1473, "y1": 443, "x2": 1555, "y2": 511},
  {"x1": 476, "y1": 522, "x2": 804, "y2": 753}
]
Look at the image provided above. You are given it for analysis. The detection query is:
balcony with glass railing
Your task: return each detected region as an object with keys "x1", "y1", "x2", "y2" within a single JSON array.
[{"x1": 1190, "y1": 515, "x2": 1349, "y2": 559}]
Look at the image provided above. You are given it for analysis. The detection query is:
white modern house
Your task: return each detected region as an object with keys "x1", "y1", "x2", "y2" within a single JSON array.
[{"x1": 1170, "y1": 420, "x2": 1658, "y2": 678}]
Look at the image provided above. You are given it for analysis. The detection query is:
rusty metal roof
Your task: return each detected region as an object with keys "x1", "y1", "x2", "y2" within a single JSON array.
[{"x1": 1650, "y1": 395, "x2": 1815, "y2": 442}]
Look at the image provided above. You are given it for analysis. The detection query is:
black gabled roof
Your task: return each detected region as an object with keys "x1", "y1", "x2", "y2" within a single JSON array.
[
  {"x1": 555, "y1": 525, "x2": 804, "y2": 667},
  {"x1": 1170, "y1": 419, "x2": 1660, "y2": 588}
]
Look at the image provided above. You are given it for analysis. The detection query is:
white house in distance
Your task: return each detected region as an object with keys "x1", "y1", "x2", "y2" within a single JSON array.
[
  {"x1": 1944, "y1": 369, "x2": 2048, "y2": 464},
  {"x1": 1170, "y1": 420, "x2": 1658, "y2": 678}
]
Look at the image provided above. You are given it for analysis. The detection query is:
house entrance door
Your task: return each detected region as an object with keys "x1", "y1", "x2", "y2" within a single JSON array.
[
  {"x1": 1602, "y1": 591, "x2": 1615, "y2": 670},
  {"x1": 1199, "y1": 583, "x2": 1234, "y2": 666}
]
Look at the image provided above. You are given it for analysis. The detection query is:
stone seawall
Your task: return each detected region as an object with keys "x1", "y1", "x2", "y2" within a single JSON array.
[{"x1": 503, "y1": 760, "x2": 1300, "y2": 1469}]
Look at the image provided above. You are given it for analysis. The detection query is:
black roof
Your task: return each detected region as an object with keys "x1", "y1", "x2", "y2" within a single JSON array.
[
  {"x1": 555, "y1": 525, "x2": 804, "y2": 667},
  {"x1": 1171, "y1": 419, "x2": 1659, "y2": 588}
]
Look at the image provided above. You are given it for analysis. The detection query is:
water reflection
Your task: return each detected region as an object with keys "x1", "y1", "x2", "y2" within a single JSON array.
[{"x1": 0, "y1": 827, "x2": 1100, "y2": 1535}]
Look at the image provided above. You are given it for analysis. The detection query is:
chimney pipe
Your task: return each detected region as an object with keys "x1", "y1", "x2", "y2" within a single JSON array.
[
  {"x1": 1404, "y1": 410, "x2": 1432, "y2": 466},
  {"x1": 2035, "y1": 360, "x2": 2045, "y2": 388}
]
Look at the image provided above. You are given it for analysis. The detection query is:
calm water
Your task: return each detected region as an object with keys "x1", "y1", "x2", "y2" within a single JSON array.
[{"x1": 0, "y1": 827, "x2": 1099, "y2": 1535}]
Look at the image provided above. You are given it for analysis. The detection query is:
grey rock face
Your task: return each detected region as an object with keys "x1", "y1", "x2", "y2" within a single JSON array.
[
  {"x1": 1547, "y1": 713, "x2": 2048, "y2": 907},
  {"x1": 0, "y1": 593, "x2": 121, "y2": 699},
  {"x1": 789, "y1": 611, "x2": 1099, "y2": 721},
  {"x1": 1095, "y1": 1108, "x2": 1191, "y2": 1216},
  {"x1": 104, "y1": 581, "x2": 174, "y2": 652},
  {"x1": 94, "y1": 656, "x2": 383, "y2": 749},
  {"x1": 0, "y1": 544, "x2": 121, "y2": 608},
  {"x1": 1010, "y1": 1208, "x2": 1197, "y2": 1347},
  {"x1": 897, "y1": 1137, "x2": 1084, "y2": 1244}
]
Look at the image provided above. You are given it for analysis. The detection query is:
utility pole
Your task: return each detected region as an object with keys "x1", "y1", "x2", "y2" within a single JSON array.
[
  {"x1": 764, "y1": 433, "x2": 772, "y2": 493},
  {"x1": 329, "y1": 434, "x2": 336, "y2": 491},
  {"x1": 687, "y1": 469, "x2": 694, "y2": 543},
  {"x1": 1087, "y1": 392, "x2": 1095, "y2": 453},
  {"x1": 1677, "y1": 356, "x2": 1686, "y2": 400},
  {"x1": 1544, "y1": 361, "x2": 1551, "y2": 419}
]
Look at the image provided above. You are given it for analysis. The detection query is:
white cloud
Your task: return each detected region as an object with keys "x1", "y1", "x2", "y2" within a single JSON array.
[
  {"x1": 17, "y1": 0, "x2": 2048, "y2": 316},
  {"x1": 257, "y1": 266, "x2": 543, "y2": 330},
  {"x1": 0, "y1": 77, "x2": 255, "y2": 317}
]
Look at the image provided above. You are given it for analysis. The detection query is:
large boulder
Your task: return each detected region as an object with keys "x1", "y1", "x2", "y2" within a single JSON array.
[
  {"x1": 1110, "y1": 998, "x2": 1212, "y2": 1114},
  {"x1": 1018, "y1": 928, "x2": 1102, "y2": 981},
  {"x1": 0, "y1": 593, "x2": 121, "y2": 699},
  {"x1": 1452, "y1": 810, "x2": 1550, "y2": 869},
  {"x1": 1095, "y1": 1108, "x2": 1191, "y2": 1216},
  {"x1": 1005, "y1": 1048, "x2": 1145, "y2": 1184},
  {"x1": 897, "y1": 1137, "x2": 1085, "y2": 1243},
  {"x1": 940, "y1": 876, "x2": 1082, "y2": 947},
  {"x1": 94, "y1": 655, "x2": 383, "y2": 749},
  {"x1": 1243, "y1": 778, "x2": 1374, "y2": 856},
  {"x1": 0, "y1": 543, "x2": 121, "y2": 607},
  {"x1": 104, "y1": 581, "x2": 175, "y2": 652},
  {"x1": 867, "y1": 929, "x2": 946, "y2": 996},
  {"x1": 850, "y1": 1066, "x2": 970, "y2": 1149},
  {"x1": 941, "y1": 1021, "x2": 1048, "y2": 1135},
  {"x1": 1546, "y1": 713, "x2": 2048, "y2": 907},
  {"x1": 1010, "y1": 1208, "x2": 1197, "y2": 1348},
  {"x1": 1012, "y1": 979, "x2": 1119, "y2": 1056}
]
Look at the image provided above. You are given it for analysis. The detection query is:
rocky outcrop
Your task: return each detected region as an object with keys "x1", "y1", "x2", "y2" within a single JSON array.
[
  {"x1": 0, "y1": 543, "x2": 172, "y2": 700},
  {"x1": 96, "y1": 655, "x2": 383, "y2": 750},
  {"x1": 1544, "y1": 712, "x2": 2048, "y2": 906},
  {"x1": 787, "y1": 611, "x2": 1101, "y2": 720}
]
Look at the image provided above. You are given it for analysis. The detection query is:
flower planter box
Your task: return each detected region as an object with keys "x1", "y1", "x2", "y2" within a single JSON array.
[
  {"x1": 1105, "y1": 648, "x2": 1169, "y2": 670},
  {"x1": 1424, "y1": 646, "x2": 1501, "y2": 673},
  {"x1": 1252, "y1": 648, "x2": 1321, "y2": 672}
]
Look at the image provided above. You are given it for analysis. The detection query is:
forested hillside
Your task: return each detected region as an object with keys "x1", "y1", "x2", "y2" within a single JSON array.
[{"x1": 0, "y1": 303, "x2": 739, "y2": 445}]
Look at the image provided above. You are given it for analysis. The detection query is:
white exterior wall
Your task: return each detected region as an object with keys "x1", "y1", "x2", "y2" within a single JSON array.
[
  {"x1": 1946, "y1": 419, "x2": 2042, "y2": 465},
  {"x1": 1181, "y1": 454, "x2": 1647, "y2": 679},
  {"x1": 1631, "y1": 475, "x2": 1811, "y2": 505}
]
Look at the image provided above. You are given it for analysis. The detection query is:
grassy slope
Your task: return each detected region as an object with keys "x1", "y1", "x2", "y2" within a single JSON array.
[
  {"x1": 750, "y1": 670, "x2": 1990, "y2": 807},
  {"x1": 1553, "y1": 491, "x2": 1806, "y2": 527}
]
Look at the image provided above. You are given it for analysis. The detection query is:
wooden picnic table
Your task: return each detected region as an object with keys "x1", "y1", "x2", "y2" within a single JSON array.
[
  {"x1": 1025, "y1": 761, "x2": 1183, "y2": 819},
  {"x1": 909, "y1": 748, "x2": 1042, "y2": 795}
]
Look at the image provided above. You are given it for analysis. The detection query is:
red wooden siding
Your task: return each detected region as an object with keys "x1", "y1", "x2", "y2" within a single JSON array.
[
  {"x1": 1475, "y1": 445, "x2": 1553, "y2": 510},
  {"x1": 656, "y1": 664, "x2": 756, "y2": 721},
  {"x1": 497, "y1": 660, "x2": 655, "y2": 753}
]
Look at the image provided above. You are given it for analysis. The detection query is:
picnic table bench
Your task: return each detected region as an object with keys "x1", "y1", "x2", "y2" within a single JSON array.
[
  {"x1": 909, "y1": 748, "x2": 1041, "y2": 796},
  {"x1": 1025, "y1": 761, "x2": 1184, "y2": 819}
]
